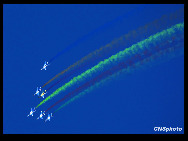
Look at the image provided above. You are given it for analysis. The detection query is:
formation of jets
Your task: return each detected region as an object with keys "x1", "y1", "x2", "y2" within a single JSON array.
[
  {"x1": 34, "y1": 87, "x2": 47, "y2": 98},
  {"x1": 27, "y1": 61, "x2": 53, "y2": 122},
  {"x1": 27, "y1": 108, "x2": 53, "y2": 122},
  {"x1": 29, "y1": 87, "x2": 51, "y2": 121}
]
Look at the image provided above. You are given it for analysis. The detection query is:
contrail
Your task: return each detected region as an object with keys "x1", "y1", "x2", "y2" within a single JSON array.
[
  {"x1": 42, "y1": 8, "x2": 183, "y2": 89},
  {"x1": 54, "y1": 41, "x2": 184, "y2": 113},
  {"x1": 36, "y1": 22, "x2": 184, "y2": 109},
  {"x1": 47, "y1": 38, "x2": 184, "y2": 113},
  {"x1": 48, "y1": 5, "x2": 143, "y2": 64}
]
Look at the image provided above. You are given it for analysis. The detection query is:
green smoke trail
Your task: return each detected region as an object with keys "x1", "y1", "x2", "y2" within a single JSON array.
[
  {"x1": 36, "y1": 22, "x2": 184, "y2": 109},
  {"x1": 54, "y1": 42, "x2": 184, "y2": 113}
]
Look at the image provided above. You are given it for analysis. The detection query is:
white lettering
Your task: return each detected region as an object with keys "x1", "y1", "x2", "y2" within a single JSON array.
[{"x1": 154, "y1": 126, "x2": 183, "y2": 132}]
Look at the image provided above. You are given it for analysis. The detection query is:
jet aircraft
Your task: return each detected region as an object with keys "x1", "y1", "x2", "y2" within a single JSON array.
[
  {"x1": 37, "y1": 111, "x2": 45, "y2": 120},
  {"x1": 45, "y1": 113, "x2": 53, "y2": 122},
  {"x1": 34, "y1": 87, "x2": 40, "y2": 96},
  {"x1": 41, "y1": 61, "x2": 49, "y2": 70},
  {"x1": 40, "y1": 90, "x2": 47, "y2": 98},
  {"x1": 27, "y1": 107, "x2": 36, "y2": 117}
]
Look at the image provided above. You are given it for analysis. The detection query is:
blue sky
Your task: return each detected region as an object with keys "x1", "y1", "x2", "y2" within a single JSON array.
[{"x1": 3, "y1": 4, "x2": 184, "y2": 134}]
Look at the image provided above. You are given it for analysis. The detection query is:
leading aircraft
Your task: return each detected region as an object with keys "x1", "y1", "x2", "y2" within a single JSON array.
[
  {"x1": 27, "y1": 107, "x2": 36, "y2": 117},
  {"x1": 41, "y1": 61, "x2": 49, "y2": 70},
  {"x1": 45, "y1": 113, "x2": 53, "y2": 122}
]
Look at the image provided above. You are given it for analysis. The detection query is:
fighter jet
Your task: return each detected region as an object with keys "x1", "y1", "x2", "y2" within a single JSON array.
[
  {"x1": 40, "y1": 90, "x2": 47, "y2": 98},
  {"x1": 34, "y1": 87, "x2": 40, "y2": 96},
  {"x1": 45, "y1": 113, "x2": 53, "y2": 122},
  {"x1": 39, "y1": 87, "x2": 42, "y2": 91},
  {"x1": 41, "y1": 61, "x2": 49, "y2": 70},
  {"x1": 27, "y1": 107, "x2": 36, "y2": 117},
  {"x1": 37, "y1": 111, "x2": 45, "y2": 120}
]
